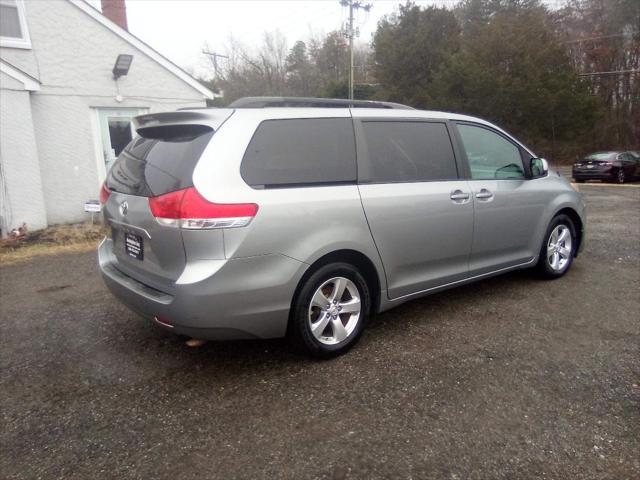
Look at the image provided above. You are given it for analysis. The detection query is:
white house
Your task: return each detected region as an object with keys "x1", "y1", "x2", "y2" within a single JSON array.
[{"x1": 0, "y1": 0, "x2": 214, "y2": 234}]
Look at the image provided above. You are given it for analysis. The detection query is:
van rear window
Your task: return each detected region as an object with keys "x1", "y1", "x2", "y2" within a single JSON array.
[
  {"x1": 240, "y1": 118, "x2": 357, "y2": 188},
  {"x1": 106, "y1": 124, "x2": 213, "y2": 197}
]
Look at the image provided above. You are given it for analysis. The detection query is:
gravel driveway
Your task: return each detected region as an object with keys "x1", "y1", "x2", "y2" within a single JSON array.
[{"x1": 1, "y1": 185, "x2": 638, "y2": 480}]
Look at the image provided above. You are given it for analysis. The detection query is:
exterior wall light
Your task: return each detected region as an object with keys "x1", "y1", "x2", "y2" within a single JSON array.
[{"x1": 112, "y1": 54, "x2": 133, "y2": 79}]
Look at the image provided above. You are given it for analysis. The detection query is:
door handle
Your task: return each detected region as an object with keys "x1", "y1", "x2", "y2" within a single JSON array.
[
  {"x1": 475, "y1": 189, "x2": 494, "y2": 201},
  {"x1": 450, "y1": 190, "x2": 470, "y2": 203}
]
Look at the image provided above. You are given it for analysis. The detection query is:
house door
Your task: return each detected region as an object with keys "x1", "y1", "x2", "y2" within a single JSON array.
[{"x1": 96, "y1": 108, "x2": 147, "y2": 179}]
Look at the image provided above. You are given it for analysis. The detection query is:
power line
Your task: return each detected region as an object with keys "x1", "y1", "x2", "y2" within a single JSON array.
[
  {"x1": 340, "y1": 0, "x2": 372, "y2": 100},
  {"x1": 578, "y1": 69, "x2": 639, "y2": 76},
  {"x1": 564, "y1": 31, "x2": 639, "y2": 44},
  {"x1": 202, "y1": 49, "x2": 229, "y2": 80}
]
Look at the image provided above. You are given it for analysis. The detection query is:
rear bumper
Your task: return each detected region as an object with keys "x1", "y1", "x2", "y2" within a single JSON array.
[
  {"x1": 98, "y1": 238, "x2": 308, "y2": 340},
  {"x1": 572, "y1": 169, "x2": 615, "y2": 180}
]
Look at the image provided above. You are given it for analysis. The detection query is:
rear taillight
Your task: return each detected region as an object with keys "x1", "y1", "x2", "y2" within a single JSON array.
[
  {"x1": 148, "y1": 189, "x2": 184, "y2": 221},
  {"x1": 148, "y1": 187, "x2": 258, "y2": 229},
  {"x1": 100, "y1": 182, "x2": 111, "y2": 204}
]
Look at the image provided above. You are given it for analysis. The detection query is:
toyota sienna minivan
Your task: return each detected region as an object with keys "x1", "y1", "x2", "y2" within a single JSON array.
[{"x1": 99, "y1": 97, "x2": 586, "y2": 357}]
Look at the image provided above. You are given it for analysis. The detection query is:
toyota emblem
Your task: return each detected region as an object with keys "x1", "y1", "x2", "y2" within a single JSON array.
[{"x1": 119, "y1": 201, "x2": 129, "y2": 216}]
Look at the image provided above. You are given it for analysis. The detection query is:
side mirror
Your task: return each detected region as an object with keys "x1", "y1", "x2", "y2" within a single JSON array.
[{"x1": 530, "y1": 157, "x2": 548, "y2": 178}]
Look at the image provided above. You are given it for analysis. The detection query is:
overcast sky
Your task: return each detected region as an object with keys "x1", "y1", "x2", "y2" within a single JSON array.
[{"x1": 90, "y1": 0, "x2": 562, "y2": 78}]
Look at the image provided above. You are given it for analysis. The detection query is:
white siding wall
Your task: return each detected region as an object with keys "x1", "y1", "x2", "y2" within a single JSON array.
[
  {"x1": 0, "y1": 0, "x2": 208, "y2": 226},
  {"x1": 0, "y1": 85, "x2": 48, "y2": 232}
]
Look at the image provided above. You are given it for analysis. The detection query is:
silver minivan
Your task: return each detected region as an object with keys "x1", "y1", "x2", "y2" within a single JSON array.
[{"x1": 99, "y1": 97, "x2": 586, "y2": 357}]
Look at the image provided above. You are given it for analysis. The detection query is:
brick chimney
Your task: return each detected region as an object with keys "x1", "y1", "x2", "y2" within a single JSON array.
[{"x1": 101, "y1": 0, "x2": 128, "y2": 31}]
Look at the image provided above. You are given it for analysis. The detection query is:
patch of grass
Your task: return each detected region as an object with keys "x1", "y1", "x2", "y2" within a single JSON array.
[{"x1": 0, "y1": 223, "x2": 107, "y2": 265}]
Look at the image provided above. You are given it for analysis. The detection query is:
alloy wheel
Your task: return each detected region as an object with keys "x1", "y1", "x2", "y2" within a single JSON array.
[
  {"x1": 546, "y1": 224, "x2": 573, "y2": 272},
  {"x1": 308, "y1": 277, "x2": 361, "y2": 345}
]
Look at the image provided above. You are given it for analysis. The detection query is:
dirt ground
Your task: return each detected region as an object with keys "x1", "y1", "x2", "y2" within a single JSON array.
[
  {"x1": 1, "y1": 184, "x2": 638, "y2": 480},
  {"x1": 0, "y1": 223, "x2": 105, "y2": 265}
]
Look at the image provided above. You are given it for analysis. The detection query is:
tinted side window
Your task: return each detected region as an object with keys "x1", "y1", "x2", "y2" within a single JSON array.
[
  {"x1": 106, "y1": 124, "x2": 213, "y2": 197},
  {"x1": 457, "y1": 124, "x2": 525, "y2": 180},
  {"x1": 241, "y1": 118, "x2": 356, "y2": 187},
  {"x1": 360, "y1": 121, "x2": 458, "y2": 183}
]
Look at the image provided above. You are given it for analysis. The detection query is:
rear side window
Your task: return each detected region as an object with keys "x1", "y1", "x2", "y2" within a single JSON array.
[
  {"x1": 360, "y1": 121, "x2": 458, "y2": 183},
  {"x1": 241, "y1": 118, "x2": 356, "y2": 188},
  {"x1": 106, "y1": 124, "x2": 213, "y2": 197}
]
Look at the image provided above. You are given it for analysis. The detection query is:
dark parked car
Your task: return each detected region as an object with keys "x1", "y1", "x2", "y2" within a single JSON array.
[{"x1": 572, "y1": 151, "x2": 640, "y2": 183}]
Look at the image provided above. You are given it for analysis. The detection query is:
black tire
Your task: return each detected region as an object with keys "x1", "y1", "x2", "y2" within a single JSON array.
[
  {"x1": 536, "y1": 214, "x2": 577, "y2": 279},
  {"x1": 574, "y1": 178, "x2": 585, "y2": 183},
  {"x1": 289, "y1": 262, "x2": 370, "y2": 358},
  {"x1": 615, "y1": 169, "x2": 625, "y2": 184}
]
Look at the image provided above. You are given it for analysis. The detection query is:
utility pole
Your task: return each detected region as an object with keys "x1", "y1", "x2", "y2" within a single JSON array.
[
  {"x1": 340, "y1": 0, "x2": 371, "y2": 101},
  {"x1": 202, "y1": 48, "x2": 229, "y2": 81}
]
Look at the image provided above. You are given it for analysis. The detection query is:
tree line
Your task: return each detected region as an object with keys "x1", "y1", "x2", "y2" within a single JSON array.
[
  {"x1": 203, "y1": 0, "x2": 639, "y2": 162},
  {"x1": 204, "y1": 30, "x2": 375, "y2": 102}
]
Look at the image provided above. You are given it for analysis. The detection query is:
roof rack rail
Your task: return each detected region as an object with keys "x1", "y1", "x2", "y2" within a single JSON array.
[{"x1": 227, "y1": 96, "x2": 414, "y2": 110}]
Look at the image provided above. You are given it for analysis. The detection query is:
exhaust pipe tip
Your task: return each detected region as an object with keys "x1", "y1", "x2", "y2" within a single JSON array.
[{"x1": 154, "y1": 316, "x2": 174, "y2": 328}]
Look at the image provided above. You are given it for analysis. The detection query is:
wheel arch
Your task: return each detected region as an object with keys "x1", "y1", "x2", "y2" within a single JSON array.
[
  {"x1": 288, "y1": 249, "x2": 383, "y2": 330},
  {"x1": 554, "y1": 207, "x2": 584, "y2": 257}
]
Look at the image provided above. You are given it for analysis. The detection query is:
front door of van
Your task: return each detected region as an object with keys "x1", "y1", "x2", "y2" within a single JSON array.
[
  {"x1": 356, "y1": 119, "x2": 474, "y2": 299},
  {"x1": 454, "y1": 123, "x2": 546, "y2": 275}
]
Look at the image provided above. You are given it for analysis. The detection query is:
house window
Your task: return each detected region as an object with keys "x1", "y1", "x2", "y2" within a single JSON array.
[{"x1": 0, "y1": 0, "x2": 31, "y2": 49}]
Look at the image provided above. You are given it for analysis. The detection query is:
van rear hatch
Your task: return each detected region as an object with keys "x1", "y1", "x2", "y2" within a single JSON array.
[{"x1": 102, "y1": 110, "x2": 233, "y2": 292}]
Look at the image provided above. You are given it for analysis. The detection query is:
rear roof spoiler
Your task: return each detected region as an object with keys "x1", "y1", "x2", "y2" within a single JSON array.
[{"x1": 133, "y1": 109, "x2": 234, "y2": 131}]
